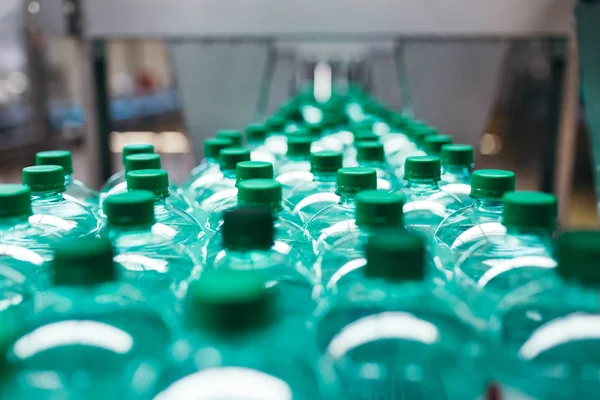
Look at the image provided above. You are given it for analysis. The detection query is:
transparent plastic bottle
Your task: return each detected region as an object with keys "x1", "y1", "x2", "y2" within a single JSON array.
[
  {"x1": 304, "y1": 167, "x2": 377, "y2": 245},
  {"x1": 190, "y1": 147, "x2": 251, "y2": 212},
  {"x1": 453, "y1": 191, "x2": 557, "y2": 297},
  {"x1": 104, "y1": 191, "x2": 201, "y2": 304},
  {"x1": 99, "y1": 152, "x2": 192, "y2": 217},
  {"x1": 14, "y1": 237, "x2": 173, "y2": 399},
  {"x1": 401, "y1": 156, "x2": 463, "y2": 238},
  {"x1": 203, "y1": 208, "x2": 317, "y2": 319},
  {"x1": 433, "y1": 169, "x2": 515, "y2": 275},
  {"x1": 22, "y1": 165, "x2": 100, "y2": 243},
  {"x1": 125, "y1": 169, "x2": 206, "y2": 252},
  {"x1": 0, "y1": 185, "x2": 44, "y2": 313},
  {"x1": 246, "y1": 123, "x2": 277, "y2": 165},
  {"x1": 182, "y1": 138, "x2": 233, "y2": 201},
  {"x1": 488, "y1": 231, "x2": 600, "y2": 397},
  {"x1": 216, "y1": 129, "x2": 243, "y2": 147},
  {"x1": 439, "y1": 144, "x2": 475, "y2": 206},
  {"x1": 197, "y1": 160, "x2": 274, "y2": 222},
  {"x1": 276, "y1": 136, "x2": 313, "y2": 189},
  {"x1": 311, "y1": 190, "x2": 405, "y2": 295},
  {"x1": 149, "y1": 270, "x2": 341, "y2": 400},
  {"x1": 263, "y1": 115, "x2": 289, "y2": 157},
  {"x1": 207, "y1": 179, "x2": 313, "y2": 259},
  {"x1": 287, "y1": 151, "x2": 343, "y2": 225},
  {"x1": 354, "y1": 141, "x2": 400, "y2": 190},
  {"x1": 423, "y1": 134, "x2": 453, "y2": 157},
  {"x1": 313, "y1": 232, "x2": 490, "y2": 400},
  {"x1": 35, "y1": 150, "x2": 99, "y2": 208},
  {"x1": 100, "y1": 143, "x2": 154, "y2": 199}
]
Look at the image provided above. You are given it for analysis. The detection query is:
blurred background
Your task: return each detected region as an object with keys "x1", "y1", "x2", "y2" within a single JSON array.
[{"x1": 0, "y1": 0, "x2": 596, "y2": 227}]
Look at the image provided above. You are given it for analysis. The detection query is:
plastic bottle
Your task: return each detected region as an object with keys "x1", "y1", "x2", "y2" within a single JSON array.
[
  {"x1": 276, "y1": 136, "x2": 314, "y2": 189},
  {"x1": 354, "y1": 141, "x2": 400, "y2": 190},
  {"x1": 439, "y1": 144, "x2": 475, "y2": 206},
  {"x1": 207, "y1": 179, "x2": 312, "y2": 258},
  {"x1": 433, "y1": 169, "x2": 516, "y2": 275},
  {"x1": 182, "y1": 138, "x2": 233, "y2": 200},
  {"x1": 22, "y1": 165, "x2": 100, "y2": 243},
  {"x1": 311, "y1": 190, "x2": 405, "y2": 295},
  {"x1": 103, "y1": 191, "x2": 200, "y2": 302},
  {"x1": 202, "y1": 208, "x2": 317, "y2": 319},
  {"x1": 149, "y1": 270, "x2": 340, "y2": 400},
  {"x1": 287, "y1": 151, "x2": 343, "y2": 225},
  {"x1": 263, "y1": 115, "x2": 289, "y2": 157},
  {"x1": 216, "y1": 129, "x2": 243, "y2": 147},
  {"x1": 0, "y1": 185, "x2": 44, "y2": 314},
  {"x1": 304, "y1": 167, "x2": 377, "y2": 245},
  {"x1": 401, "y1": 156, "x2": 463, "y2": 238},
  {"x1": 99, "y1": 153, "x2": 191, "y2": 217},
  {"x1": 126, "y1": 169, "x2": 205, "y2": 251},
  {"x1": 313, "y1": 232, "x2": 490, "y2": 400},
  {"x1": 35, "y1": 150, "x2": 99, "y2": 207},
  {"x1": 489, "y1": 231, "x2": 600, "y2": 397},
  {"x1": 100, "y1": 143, "x2": 154, "y2": 197},
  {"x1": 190, "y1": 147, "x2": 251, "y2": 211},
  {"x1": 423, "y1": 134, "x2": 453, "y2": 156},
  {"x1": 246, "y1": 123, "x2": 277, "y2": 165},
  {"x1": 196, "y1": 160, "x2": 274, "y2": 223},
  {"x1": 15, "y1": 237, "x2": 173, "y2": 399},
  {"x1": 453, "y1": 191, "x2": 557, "y2": 296}
]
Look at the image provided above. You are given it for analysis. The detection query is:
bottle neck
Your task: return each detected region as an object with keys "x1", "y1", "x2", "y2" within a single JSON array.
[
  {"x1": 472, "y1": 197, "x2": 504, "y2": 212},
  {"x1": 338, "y1": 193, "x2": 357, "y2": 206},
  {"x1": 31, "y1": 191, "x2": 64, "y2": 202},
  {"x1": 405, "y1": 179, "x2": 439, "y2": 190},
  {"x1": 108, "y1": 222, "x2": 154, "y2": 238},
  {"x1": 313, "y1": 171, "x2": 337, "y2": 183},
  {"x1": 221, "y1": 169, "x2": 236, "y2": 179},
  {"x1": 65, "y1": 174, "x2": 73, "y2": 187},
  {"x1": 506, "y1": 226, "x2": 554, "y2": 242},
  {"x1": 442, "y1": 165, "x2": 471, "y2": 177}
]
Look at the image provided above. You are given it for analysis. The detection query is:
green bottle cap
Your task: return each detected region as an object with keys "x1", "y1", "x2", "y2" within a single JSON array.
[
  {"x1": 126, "y1": 169, "x2": 170, "y2": 198},
  {"x1": 22, "y1": 165, "x2": 65, "y2": 192},
  {"x1": 390, "y1": 113, "x2": 410, "y2": 130},
  {"x1": 502, "y1": 191, "x2": 557, "y2": 231},
  {"x1": 52, "y1": 237, "x2": 116, "y2": 286},
  {"x1": 556, "y1": 231, "x2": 600, "y2": 287},
  {"x1": 304, "y1": 123, "x2": 322, "y2": 138},
  {"x1": 424, "y1": 135, "x2": 453, "y2": 155},
  {"x1": 356, "y1": 190, "x2": 404, "y2": 228},
  {"x1": 356, "y1": 141, "x2": 385, "y2": 162},
  {"x1": 222, "y1": 208, "x2": 274, "y2": 251},
  {"x1": 125, "y1": 153, "x2": 162, "y2": 172},
  {"x1": 266, "y1": 116, "x2": 286, "y2": 132},
  {"x1": 470, "y1": 170, "x2": 515, "y2": 199},
  {"x1": 204, "y1": 138, "x2": 234, "y2": 160},
  {"x1": 310, "y1": 151, "x2": 343, "y2": 174},
  {"x1": 364, "y1": 232, "x2": 426, "y2": 281},
  {"x1": 337, "y1": 167, "x2": 378, "y2": 196},
  {"x1": 104, "y1": 190, "x2": 155, "y2": 227},
  {"x1": 0, "y1": 185, "x2": 32, "y2": 218},
  {"x1": 35, "y1": 150, "x2": 74, "y2": 175},
  {"x1": 441, "y1": 144, "x2": 474, "y2": 167},
  {"x1": 410, "y1": 126, "x2": 438, "y2": 145},
  {"x1": 246, "y1": 124, "x2": 268, "y2": 142},
  {"x1": 320, "y1": 113, "x2": 338, "y2": 130},
  {"x1": 351, "y1": 119, "x2": 375, "y2": 134},
  {"x1": 219, "y1": 148, "x2": 252, "y2": 171},
  {"x1": 185, "y1": 270, "x2": 274, "y2": 333},
  {"x1": 404, "y1": 156, "x2": 441, "y2": 181},
  {"x1": 237, "y1": 179, "x2": 282, "y2": 211},
  {"x1": 217, "y1": 129, "x2": 244, "y2": 147},
  {"x1": 122, "y1": 144, "x2": 154, "y2": 163},
  {"x1": 286, "y1": 136, "x2": 313, "y2": 158},
  {"x1": 353, "y1": 131, "x2": 379, "y2": 143},
  {"x1": 236, "y1": 161, "x2": 274, "y2": 183}
]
